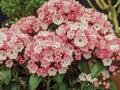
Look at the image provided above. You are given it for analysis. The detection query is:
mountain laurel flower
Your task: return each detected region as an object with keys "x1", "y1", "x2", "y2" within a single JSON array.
[
  {"x1": 105, "y1": 82, "x2": 110, "y2": 89},
  {"x1": 52, "y1": 14, "x2": 64, "y2": 25},
  {"x1": 0, "y1": 50, "x2": 7, "y2": 60},
  {"x1": 74, "y1": 35, "x2": 88, "y2": 47},
  {"x1": 14, "y1": 42, "x2": 24, "y2": 52},
  {"x1": 43, "y1": 54, "x2": 54, "y2": 62},
  {"x1": 36, "y1": 68, "x2": 48, "y2": 77},
  {"x1": 41, "y1": 60, "x2": 50, "y2": 68},
  {"x1": 56, "y1": 25, "x2": 66, "y2": 36},
  {"x1": 102, "y1": 58, "x2": 112, "y2": 66},
  {"x1": 86, "y1": 74, "x2": 94, "y2": 83},
  {"x1": 34, "y1": 44, "x2": 43, "y2": 54},
  {"x1": 109, "y1": 65, "x2": 118, "y2": 72},
  {"x1": 0, "y1": 32, "x2": 7, "y2": 41},
  {"x1": 67, "y1": 30, "x2": 75, "y2": 39},
  {"x1": 27, "y1": 64, "x2": 38, "y2": 74},
  {"x1": 7, "y1": 49, "x2": 18, "y2": 60},
  {"x1": 5, "y1": 60, "x2": 13, "y2": 68},
  {"x1": 0, "y1": 40, "x2": 3, "y2": 47},
  {"x1": 79, "y1": 73, "x2": 87, "y2": 81},
  {"x1": 58, "y1": 67, "x2": 68, "y2": 74},
  {"x1": 61, "y1": 58, "x2": 71, "y2": 67},
  {"x1": 94, "y1": 81, "x2": 99, "y2": 87},
  {"x1": 102, "y1": 70, "x2": 110, "y2": 79},
  {"x1": 48, "y1": 67, "x2": 57, "y2": 76}
]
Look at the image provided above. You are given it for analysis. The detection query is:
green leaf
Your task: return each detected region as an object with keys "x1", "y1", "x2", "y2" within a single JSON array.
[
  {"x1": 108, "y1": 80, "x2": 117, "y2": 90},
  {"x1": 81, "y1": 82, "x2": 87, "y2": 90},
  {"x1": 55, "y1": 74, "x2": 65, "y2": 83},
  {"x1": 91, "y1": 63, "x2": 105, "y2": 78},
  {"x1": 51, "y1": 84, "x2": 59, "y2": 90},
  {"x1": 88, "y1": 83, "x2": 94, "y2": 90},
  {"x1": 0, "y1": 81, "x2": 3, "y2": 89},
  {"x1": 79, "y1": 60, "x2": 90, "y2": 73},
  {"x1": 68, "y1": 77, "x2": 77, "y2": 86},
  {"x1": 1, "y1": 67, "x2": 11, "y2": 85},
  {"x1": 29, "y1": 74, "x2": 42, "y2": 90},
  {"x1": 59, "y1": 82, "x2": 67, "y2": 90},
  {"x1": 96, "y1": 85, "x2": 105, "y2": 90},
  {"x1": 11, "y1": 82, "x2": 21, "y2": 90}
]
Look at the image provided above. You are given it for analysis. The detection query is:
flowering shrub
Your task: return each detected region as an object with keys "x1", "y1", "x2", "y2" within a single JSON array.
[{"x1": 0, "y1": 0, "x2": 120, "y2": 90}]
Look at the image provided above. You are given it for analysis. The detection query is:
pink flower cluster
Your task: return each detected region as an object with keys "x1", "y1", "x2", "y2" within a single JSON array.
[
  {"x1": 37, "y1": 0, "x2": 85, "y2": 29},
  {"x1": 0, "y1": 27, "x2": 30, "y2": 68},
  {"x1": 11, "y1": 16, "x2": 41, "y2": 35},
  {"x1": 0, "y1": 0, "x2": 120, "y2": 81},
  {"x1": 24, "y1": 31, "x2": 73, "y2": 77},
  {"x1": 37, "y1": 0, "x2": 120, "y2": 63}
]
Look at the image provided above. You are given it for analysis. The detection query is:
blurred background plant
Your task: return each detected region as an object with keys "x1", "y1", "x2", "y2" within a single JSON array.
[
  {"x1": 0, "y1": 0, "x2": 47, "y2": 27},
  {"x1": 86, "y1": 0, "x2": 120, "y2": 37}
]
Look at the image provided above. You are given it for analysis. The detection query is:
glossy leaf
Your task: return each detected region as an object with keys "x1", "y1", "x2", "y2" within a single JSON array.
[
  {"x1": 59, "y1": 82, "x2": 67, "y2": 90},
  {"x1": 29, "y1": 74, "x2": 42, "y2": 90},
  {"x1": 55, "y1": 74, "x2": 65, "y2": 83},
  {"x1": 91, "y1": 63, "x2": 105, "y2": 77},
  {"x1": 81, "y1": 82, "x2": 87, "y2": 90},
  {"x1": 79, "y1": 60, "x2": 90, "y2": 73},
  {"x1": 1, "y1": 67, "x2": 11, "y2": 85}
]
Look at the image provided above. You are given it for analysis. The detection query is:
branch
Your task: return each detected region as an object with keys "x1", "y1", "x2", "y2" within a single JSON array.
[
  {"x1": 95, "y1": 0, "x2": 105, "y2": 10},
  {"x1": 100, "y1": 0, "x2": 109, "y2": 9},
  {"x1": 114, "y1": 0, "x2": 120, "y2": 8},
  {"x1": 86, "y1": 0, "x2": 97, "y2": 10},
  {"x1": 107, "y1": 0, "x2": 120, "y2": 37}
]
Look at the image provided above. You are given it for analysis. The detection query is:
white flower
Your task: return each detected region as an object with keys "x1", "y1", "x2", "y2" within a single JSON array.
[
  {"x1": 52, "y1": 14, "x2": 64, "y2": 25},
  {"x1": 102, "y1": 58, "x2": 112, "y2": 66},
  {"x1": 37, "y1": 31, "x2": 50, "y2": 37},
  {"x1": 109, "y1": 44, "x2": 120, "y2": 52},
  {"x1": 14, "y1": 42, "x2": 24, "y2": 52},
  {"x1": 74, "y1": 35, "x2": 88, "y2": 47},
  {"x1": 83, "y1": 52, "x2": 92, "y2": 59},
  {"x1": 48, "y1": 7, "x2": 56, "y2": 14},
  {"x1": 69, "y1": 23, "x2": 79, "y2": 31},
  {"x1": 65, "y1": 43, "x2": 74, "y2": 55},
  {"x1": 0, "y1": 50, "x2": 7, "y2": 60},
  {"x1": 61, "y1": 57, "x2": 73, "y2": 67},
  {"x1": 86, "y1": 74, "x2": 94, "y2": 83},
  {"x1": 43, "y1": 54, "x2": 53, "y2": 62},
  {"x1": 34, "y1": 44, "x2": 42, "y2": 54},
  {"x1": 67, "y1": 30, "x2": 75, "y2": 39},
  {"x1": 79, "y1": 73, "x2": 87, "y2": 81},
  {"x1": 105, "y1": 34, "x2": 116, "y2": 41},
  {"x1": 56, "y1": 26, "x2": 66, "y2": 36},
  {"x1": 28, "y1": 64, "x2": 38, "y2": 74},
  {"x1": 7, "y1": 49, "x2": 18, "y2": 59},
  {"x1": 53, "y1": 41, "x2": 60, "y2": 48},
  {"x1": 102, "y1": 70, "x2": 110, "y2": 79},
  {"x1": 5, "y1": 60, "x2": 13, "y2": 68},
  {"x1": 40, "y1": 22, "x2": 49, "y2": 30},
  {"x1": 48, "y1": 67, "x2": 57, "y2": 76},
  {"x1": 0, "y1": 40, "x2": 3, "y2": 47},
  {"x1": 10, "y1": 36, "x2": 17, "y2": 43},
  {"x1": 0, "y1": 32, "x2": 7, "y2": 41},
  {"x1": 93, "y1": 24, "x2": 102, "y2": 31},
  {"x1": 58, "y1": 67, "x2": 68, "y2": 74}
]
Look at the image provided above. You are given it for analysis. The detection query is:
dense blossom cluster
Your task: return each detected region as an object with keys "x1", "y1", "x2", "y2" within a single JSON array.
[
  {"x1": 11, "y1": 16, "x2": 41, "y2": 35},
  {"x1": 37, "y1": 0, "x2": 85, "y2": 29},
  {"x1": 24, "y1": 31, "x2": 73, "y2": 77},
  {"x1": 0, "y1": 0, "x2": 120, "y2": 89},
  {"x1": 0, "y1": 28, "x2": 30, "y2": 68}
]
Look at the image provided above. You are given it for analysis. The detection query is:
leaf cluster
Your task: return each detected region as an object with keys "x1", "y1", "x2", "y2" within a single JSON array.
[{"x1": 0, "y1": 0, "x2": 46, "y2": 21}]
